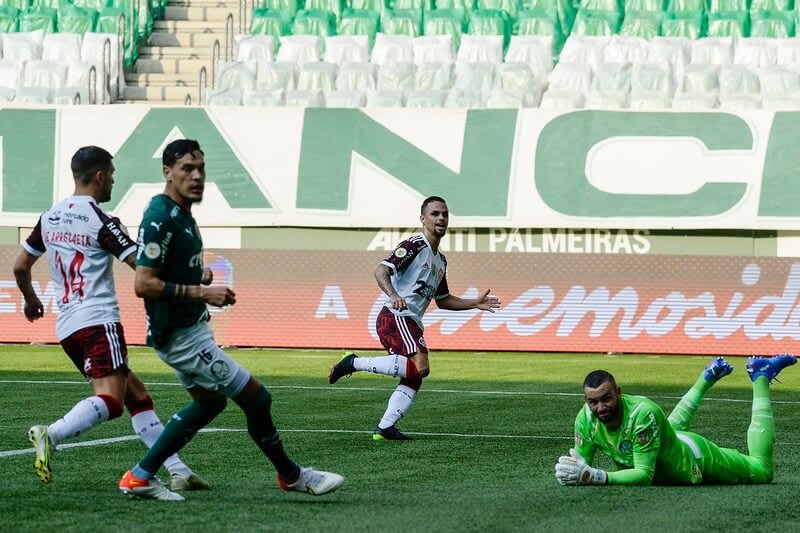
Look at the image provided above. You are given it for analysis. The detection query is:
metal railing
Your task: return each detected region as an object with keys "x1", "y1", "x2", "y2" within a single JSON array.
[
  {"x1": 115, "y1": 13, "x2": 125, "y2": 101},
  {"x1": 225, "y1": 13, "x2": 234, "y2": 61},
  {"x1": 198, "y1": 66, "x2": 207, "y2": 105},
  {"x1": 211, "y1": 39, "x2": 221, "y2": 88},
  {"x1": 102, "y1": 38, "x2": 112, "y2": 104},
  {"x1": 238, "y1": 0, "x2": 248, "y2": 34},
  {"x1": 88, "y1": 65, "x2": 97, "y2": 105}
]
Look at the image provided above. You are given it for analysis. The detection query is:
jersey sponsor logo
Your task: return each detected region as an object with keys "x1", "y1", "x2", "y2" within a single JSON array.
[
  {"x1": 48, "y1": 212, "x2": 61, "y2": 225},
  {"x1": 421, "y1": 262, "x2": 429, "y2": 270},
  {"x1": 143, "y1": 242, "x2": 161, "y2": 259},
  {"x1": 575, "y1": 433, "x2": 583, "y2": 447},
  {"x1": 418, "y1": 336, "x2": 427, "y2": 348},
  {"x1": 394, "y1": 247, "x2": 407, "y2": 258},
  {"x1": 619, "y1": 439, "x2": 632, "y2": 455},
  {"x1": 150, "y1": 221, "x2": 163, "y2": 231},
  {"x1": 170, "y1": 206, "x2": 180, "y2": 218},
  {"x1": 184, "y1": 227, "x2": 193, "y2": 236},
  {"x1": 63, "y1": 212, "x2": 89, "y2": 222}
]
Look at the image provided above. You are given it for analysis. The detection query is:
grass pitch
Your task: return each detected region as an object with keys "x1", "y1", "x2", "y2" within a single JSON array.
[{"x1": 2, "y1": 346, "x2": 800, "y2": 532}]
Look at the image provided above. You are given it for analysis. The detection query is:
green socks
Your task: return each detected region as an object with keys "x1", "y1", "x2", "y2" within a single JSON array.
[
  {"x1": 242, "y1": 386, "x2": 300, "y2": 483},
  {"x1": 668, "y1": 374, "x2": 712, "y2": 431}
]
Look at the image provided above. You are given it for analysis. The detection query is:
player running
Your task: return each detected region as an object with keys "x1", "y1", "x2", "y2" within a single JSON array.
[
  {"x1": 555, "y1": 354, "x2": 796, "y2": 486},
  {"x1": 327, "y1": 196, "x2": 501, "y2": 440},
  {"x1": 13, "y1": 146, "x2": 206, "y2": 491},
  {"x1": 118, "y1": 139, "x2": 343, "y2": 501}
]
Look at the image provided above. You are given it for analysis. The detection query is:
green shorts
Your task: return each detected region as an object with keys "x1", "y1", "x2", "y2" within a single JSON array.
[{"x1": 155, "y1": 319, "x2": 250, "y2": 397}]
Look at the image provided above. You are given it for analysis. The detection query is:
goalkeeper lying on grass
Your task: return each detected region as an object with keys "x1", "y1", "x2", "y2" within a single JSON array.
[{"x1": 555, "y1": 354, "x2": 796, "y2": 486}]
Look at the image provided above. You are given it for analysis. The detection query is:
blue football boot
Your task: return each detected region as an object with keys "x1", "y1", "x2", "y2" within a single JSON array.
[{"x1": 746, "y1": 354, "x2": 797, "y2": 382}]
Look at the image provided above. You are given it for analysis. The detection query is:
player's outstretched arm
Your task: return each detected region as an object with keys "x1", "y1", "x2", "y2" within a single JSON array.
[
  {"x1": 13, "y1": 250, "x2": 44, "y2": 321},
  {"x1": 435, "y1": 289, "x2": 501, "y2": 312},
  {"x1": 134, "y1": 265, "x2": 235, "y2": 307}
]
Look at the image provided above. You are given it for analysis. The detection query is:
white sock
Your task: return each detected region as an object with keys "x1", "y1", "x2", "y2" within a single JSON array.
[
  {"x1": 378, "y1": 385, "x2": 417, "y2": 429},
  {"x1": 131, "y1": 409, "x2": 190, "y2": 476},
  {"x1": 354, "y1": 355, "x2": 412, "y2": 378},
  {"x1": 47, "y1": 396, "x2": 110, "y2": 445}
]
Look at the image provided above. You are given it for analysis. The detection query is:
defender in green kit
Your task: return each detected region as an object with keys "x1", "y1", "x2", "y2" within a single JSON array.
[
  {"x1": 119, "y1": 139, "x2": 343, "y2": 501},
  {"x1": 555, "y1": 354, "x2": 796, "y2": 486}
]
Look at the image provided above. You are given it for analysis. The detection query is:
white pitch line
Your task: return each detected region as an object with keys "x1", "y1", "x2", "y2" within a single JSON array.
[
  {"x1": 2, "y1": 379, "x2": 800, "y2": 405},
  {"x1": 0, "y1": 427, "x2": 568, "y2": 459}
]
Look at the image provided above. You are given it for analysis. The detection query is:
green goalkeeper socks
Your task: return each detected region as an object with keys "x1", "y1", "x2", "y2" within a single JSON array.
[
  {"x1": 747, "y1": 376, "x2": 774, "y2": 464},
  {"x1": 667, "y1": 374, "x2": 712, "y2": 431}
]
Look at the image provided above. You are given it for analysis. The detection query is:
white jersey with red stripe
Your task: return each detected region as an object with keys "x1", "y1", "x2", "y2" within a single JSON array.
[
  {"x1": 23, "y1": 195, "x2": 137, "y2": 340},
  {"x1": 380, "y1": 233, "x2": 449, "y2": 328}
]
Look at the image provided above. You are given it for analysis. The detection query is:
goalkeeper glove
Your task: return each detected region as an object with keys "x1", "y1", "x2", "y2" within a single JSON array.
[{"x1": 554, "y1": 448, "x2": 607, "y2": 486}]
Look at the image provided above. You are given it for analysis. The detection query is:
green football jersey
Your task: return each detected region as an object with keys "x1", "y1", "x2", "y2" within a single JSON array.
[
  {"x1": 136, "y1": 194, "x2": 207, "y2": 348},
  {"x1": 573, "y1": 394, "x2": 703, "y2": 485}
]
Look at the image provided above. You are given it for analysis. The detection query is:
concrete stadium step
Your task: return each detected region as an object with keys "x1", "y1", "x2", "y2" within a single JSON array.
[
  {"x1": 125, "y1": 72, "x2": 201, "y2": 86},
  {"x1": 125, "y1": 85, "x2": 204, "y2": 101},
  {"x1": 134, "y1": 58, "x2": 210, "y2": 74},
  {"x1": 115, "y1": 98, "x2": 193, "y2": 106},
  {"x1": 139, "y1": 45, "x2": 214, "y2": 59},
  {"x1": 164, "y1": 6, "x2": 236, "y2": 21},
  {"x1": 148, "y1": 31, "x2": 225, "y2": 47}
]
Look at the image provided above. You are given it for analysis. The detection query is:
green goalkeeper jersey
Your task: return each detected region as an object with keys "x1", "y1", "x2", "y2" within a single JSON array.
[
  {"x1": 573, "y1": 394, "x2": 703, "y2": 485},
  {"x1": 136, "y1": 194, "x2": 207, "y2": 348}
]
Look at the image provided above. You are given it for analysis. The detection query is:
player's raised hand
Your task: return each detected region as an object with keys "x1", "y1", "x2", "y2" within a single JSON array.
[
  {"x1": 23, "y1": 296, "x2": 44, "y2": 322},
  {"x1": 201, "y1": 267, "x2": 213, "y2": 285},
  {"x1": 555, "y1": 449, "x2": 607, "y2": 486},
  {"x1": 202, "y1": 286, "x2": 236, "y2": 307},
  {"x1": 475, "y1": 289, "x2": 501, "y2": 312}
]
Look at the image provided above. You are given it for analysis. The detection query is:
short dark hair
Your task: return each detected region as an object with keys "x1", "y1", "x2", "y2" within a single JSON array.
[
  {"x1": 162, "y1": 139, "x2": 203, "y2": 167},
  {"x1": 71, "y1": 146, "x2": 113, "y2": 186},
  {"x1": 421, "y1": 196, "x2": 447, "y2": 215},
  {"x1": 583, "y1": 370, "x2": 616, "y2": 389}
]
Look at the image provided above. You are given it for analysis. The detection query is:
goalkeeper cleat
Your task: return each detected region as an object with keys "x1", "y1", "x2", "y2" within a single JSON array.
[
  {"x1": 28, "y1": 425, "x2": 53, "y2": 484},
  {"x1": 169, "y1": 472, "x2": 211, "y2": 491},
  {"x1": 746, "y1": 354, "x2": 797, "y2": 383},
  {"x1": 119, "y1": 470, "x2": 185, "y2": 501},
  {"x1": 372, "y1": 425, "x2": 413, "y2": 441},
  {"x1": 277, "y1": 467, "x2": 344, "y2": 496},
  {"x1": 328, "y1": 352, "x2": 358, "y2": 384},
  {"x1": 703, "y1": 357, "x2": 734, "y2": 383}
]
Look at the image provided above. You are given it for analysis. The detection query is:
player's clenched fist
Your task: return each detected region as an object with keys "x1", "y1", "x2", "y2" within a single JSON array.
[
  {"x1": 202, "y1": 286, "x2": 236, "y2": 307},
  {"x1": 555, "y1": 449, "x2": 607, "y2": 485}
]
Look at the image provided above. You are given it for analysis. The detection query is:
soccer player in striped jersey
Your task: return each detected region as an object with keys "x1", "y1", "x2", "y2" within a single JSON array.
[
  {"x1": 328, "y1": 196, "x2": 501, "y2": 440},
  {"x1": 555, "y1": 355, "x2": 795, "y2": 486},
  {"x1": 13, "y1": 146, "x2": 205, "y2": 491}
]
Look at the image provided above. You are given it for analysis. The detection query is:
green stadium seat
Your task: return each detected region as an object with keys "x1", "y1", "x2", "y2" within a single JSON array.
[
  {"x1": 263, "y1": 0, "x2": 301, "y2": 17},
  {"x1": 32, "y1": 0, "x2": 68, "y2": 10},
  {"x1": 579, "y1": 0, "x2": 621, "y2": 13},
  {"x1": 58, "y1": 5, "x2": 97, "y2": 33},
  {"x1": 351, "y1": 0, "x2": 387, "y2": 10},
  {"x1": 0, "y1": 6, "x2": 18, "y2": 31},
  {"x1": 468, "y1": 8, "x2": 510, "y2": 40},
  {"x1": 19, "y1": 7, "x2": 57, "y2": 33},
  {"x1": 624, "y1": 0, "x2": 664, "y2": 12},
  {"x1": 660, "y1": 10, "x2": 706, "y2": 36},
  {"x1": 666, "y1": 0, "x2": 704, "y2": 11},
  {"x1": 337, "y1": 8, "x2": 379, "y2": 44},
  {"x1": 424, "y1": 8, "x2": 464, "y2": 46},
  {"x1": 393, "y1": 0, "x2": 433, "y2": 11},
  {"x1": 619, "y1": 10, "x2": 662, "y2": 38},
  {"x1": 750, "y1": 9, "x2": 794, "y2": 35},
  {"x1": 305, "y1": 0, "x2": 345, "y2": 21},
  {"x1": 572, "y1": 8, "x2": 620, "y2": 34},
  {"x1": 476, "y1": 0, "x2": 519, "y2": 18},
  {"x1": 707, "y1": 10, "x2": 749, "y2": 36},
  {"x1": 750, "y1": 0, "x2": 791, "y2": 11},
  {"x1": 0, "y1": 0, "x2": 29, "y2": 11},
  {"x1": 524, "y1": 0, "x2": 574, "y2": 35},
  {"x1": 292, "y1": 8, "x2": 336, "y2": 36},
  {"x1": 436, "y1": 0, "x2": 475, "y2": 25},
  {"x1": 380, "y1": 7, "x2": 421, "y2": 34},
  {"x1": 250, "y1": 8, "x2": 292, "y2": 39},
  {"x1": 707, "y1": 0, "x2": 748, "y2": 12},
  {"x1": 73, "y1": 0, "x2": 109, "y2": 12},
  {"x1": 516, "y1": 7, "x2": 565, "y2": 50}
]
